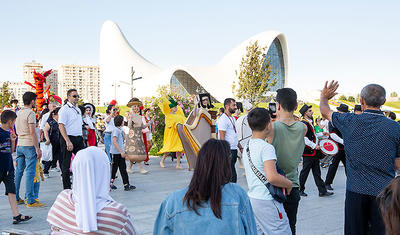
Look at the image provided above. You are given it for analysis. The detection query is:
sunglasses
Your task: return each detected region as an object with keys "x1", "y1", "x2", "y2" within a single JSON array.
[{"x1": 72, "y1": 95, "x2": 80, "y2": 98}]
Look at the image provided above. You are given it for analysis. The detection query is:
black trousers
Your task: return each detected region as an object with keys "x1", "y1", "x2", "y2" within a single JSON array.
[
  {"x1": 299, "y1": 155, "x2": 327, "y2": 193},
  {"x1": 230, "y1": 150, "x2": 238, "y2": 183},
  {"x1": 325, "y1": 149, "x2": 346, "y2": 185},
  {"x1": 111, "y1": 154, "x2": 129, "y2": 186},
  {"x1": 345, "y1": 190, "x2": 385, "y2": 235},
  {"x1": 283, "y1": 187, "x2": 301, "y2": 235},
  {"x1": 51, "y1": 140, "x2": 61, "y2": 168},
  {"x1": 42, "y1": 160, "x2": 52, "y2": 174},
  {"x1": 60, "y1": 135, "x2": 85, "y2": 189},
  {"x1": 42, "y1": 141, "x2": 62, "y2": 174}
]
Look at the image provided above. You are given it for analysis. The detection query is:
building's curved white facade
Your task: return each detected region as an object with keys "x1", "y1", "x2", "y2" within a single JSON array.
[{"x1": 99, "y1": 20, "x2": 288, "y2": 104}]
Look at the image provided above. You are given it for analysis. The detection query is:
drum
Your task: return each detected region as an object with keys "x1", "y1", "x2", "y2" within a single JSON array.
[{"x1": 319, "y1": 139, "x2": 339, "y2": 156}]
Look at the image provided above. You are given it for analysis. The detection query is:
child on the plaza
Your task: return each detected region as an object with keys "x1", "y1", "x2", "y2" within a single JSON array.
[
  {"x1": 110, "y1": 115, "x2": 135, "y2": 191},
  {"x1": 242, "y1": 108, "x2": 293, "y2": 234},
  {"x1": 0, "y1": 110, "x2": 32, "y2": 224}
]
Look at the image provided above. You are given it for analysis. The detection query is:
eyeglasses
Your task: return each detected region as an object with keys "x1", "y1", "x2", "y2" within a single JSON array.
[{"x1": 72, "y1": 95, "x2": 79, "y2": 98}]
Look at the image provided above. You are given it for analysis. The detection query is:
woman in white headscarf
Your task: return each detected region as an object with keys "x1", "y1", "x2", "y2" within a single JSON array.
[{"x1": 47, "y1": 147, "x2": 138, "y2": 234}]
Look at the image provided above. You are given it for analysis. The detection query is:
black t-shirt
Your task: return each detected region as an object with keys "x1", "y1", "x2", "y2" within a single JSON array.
[{"x1": 0, "y1": 128, "x2": 13, "y2": 172}]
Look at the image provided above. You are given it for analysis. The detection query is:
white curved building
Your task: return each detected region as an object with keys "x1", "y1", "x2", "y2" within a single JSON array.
[{"x1": 99, "y1": 20, "x2": 288, "y2": 104}]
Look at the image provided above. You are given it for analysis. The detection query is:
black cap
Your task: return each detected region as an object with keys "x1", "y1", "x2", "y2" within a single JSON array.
[
  {"x1": 354, "y1": 105, "x2": 362, "y2": 112},
  {"x1": 337, "y1": 104, "x2": 349, "y2": 113},
  {"x1": 299, "y1": 104, "x2": 312, "y2": 116}
]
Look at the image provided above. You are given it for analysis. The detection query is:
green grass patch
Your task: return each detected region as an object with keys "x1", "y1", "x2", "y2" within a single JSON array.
[{"x1": 385, "y1": 101, "x2": 400, "y2": 110}]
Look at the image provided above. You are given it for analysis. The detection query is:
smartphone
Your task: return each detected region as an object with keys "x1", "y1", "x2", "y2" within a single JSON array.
[{"x1": 269, "y1": 103, "x2": 277, "y2": 118}]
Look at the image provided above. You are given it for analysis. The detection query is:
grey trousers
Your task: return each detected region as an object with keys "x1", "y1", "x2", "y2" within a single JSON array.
[{"x1": 250, "y1": 197, "x2": 292, "y2": 235}]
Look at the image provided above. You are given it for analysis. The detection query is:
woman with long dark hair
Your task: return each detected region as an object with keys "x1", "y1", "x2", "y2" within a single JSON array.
[
  {"x1": 154, "y1": 139, "x2": 257, "y2": 235},
  {"x1": 378, "y1": 176, "x2": 400, "y2": 235}
]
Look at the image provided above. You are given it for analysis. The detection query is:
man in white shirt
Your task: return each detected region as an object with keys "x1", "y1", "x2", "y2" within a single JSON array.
[
  {"x1": 217, "y1": 98, "x2": 239, "y2": 182},
  {"x1": 58, "y1": 89, "x2": 85, "y2": 189}
]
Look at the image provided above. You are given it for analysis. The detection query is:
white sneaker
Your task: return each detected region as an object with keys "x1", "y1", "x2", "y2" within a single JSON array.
[{"x1": 127, "y1": 168, "x2": 133, "y2": 174}]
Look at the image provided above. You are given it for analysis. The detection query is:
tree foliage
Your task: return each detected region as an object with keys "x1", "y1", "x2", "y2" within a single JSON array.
[
  {"x1": 339, "y1": 95, "x2": 347, "y2": 101},
  {"x1": 0, "y1": 83, "x2": 13, "y2": 108},
  {"x1": 233, "y1": 40, "x2": 276, "y2": 106},
  {"x1": 390, "y1": 91, "x2": 398, "y2": 97},
  {"x1": 348, "y1": 96, "x2": 355, "y2": 103}
]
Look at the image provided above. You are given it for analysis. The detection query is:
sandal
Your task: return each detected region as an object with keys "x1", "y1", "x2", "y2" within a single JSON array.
[{"x1": 13, "y1": 214, "x2": 32, "y2": 224}]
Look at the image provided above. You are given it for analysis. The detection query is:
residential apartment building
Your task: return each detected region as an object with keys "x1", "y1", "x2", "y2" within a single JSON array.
[{"x1": 58, "y1": 65, "x2": 100, "y2": 105}]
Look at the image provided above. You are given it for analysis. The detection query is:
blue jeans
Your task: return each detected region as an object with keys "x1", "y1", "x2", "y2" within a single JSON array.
[
  {"x1": 34, "y1": 181, "x2": 40, "y2": 199},
  {"x1": 104, "y1": 133, "x2": 112, "y2": 162},
  {"x1": 15, "y1": 146, "x2": 37, "y2": 204}
]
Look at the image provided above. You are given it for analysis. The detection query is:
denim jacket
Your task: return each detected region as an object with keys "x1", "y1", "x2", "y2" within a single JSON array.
[{"x1": 153, "y1": 183, "x2": 257, "y2": 235}]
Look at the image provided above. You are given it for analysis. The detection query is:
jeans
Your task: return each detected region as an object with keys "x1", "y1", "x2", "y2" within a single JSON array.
[
  {"x1": 345, "y1": 190, "x2": 385, "y2": 235},
  {"x1": 283, "y1": 187, "x2": 301, "y2": 235},
  {"x1": 230, "y1": 149, "x2": 238, "y2": 183},
  {"x1": 33, "y1": 181, "x2": 40, "y2": 199},
  {"x1": 15, "y1": 146, "x2": 37, "y2": 204},
  {"x1": 104, "y1": 133, "x2": 112, "y2": 162}
]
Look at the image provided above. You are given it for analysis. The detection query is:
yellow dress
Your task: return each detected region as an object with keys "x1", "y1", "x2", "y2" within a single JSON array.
[{"x1": 157, "y1": 97, "x2": 186, "y2": 154}]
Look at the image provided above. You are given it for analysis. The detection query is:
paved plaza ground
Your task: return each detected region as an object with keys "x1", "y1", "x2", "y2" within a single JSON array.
[{"x1": 0, "y1": 156, "x2": 346, "y2": 234}]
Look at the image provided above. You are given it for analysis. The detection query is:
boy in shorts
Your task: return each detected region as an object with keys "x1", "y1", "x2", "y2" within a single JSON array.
[{"x1": 0, "y1": 110, "x2": 32, "y2": 224}]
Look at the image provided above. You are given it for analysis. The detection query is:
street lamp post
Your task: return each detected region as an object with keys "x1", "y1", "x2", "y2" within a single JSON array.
[{"x1": 130, "y1": 66, "x2": 143, "y2": 99}]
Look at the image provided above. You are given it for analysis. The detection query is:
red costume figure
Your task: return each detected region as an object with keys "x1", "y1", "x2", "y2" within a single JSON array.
[{"x1": 24, "y1": 70, "x2": 62, "y2": 113}]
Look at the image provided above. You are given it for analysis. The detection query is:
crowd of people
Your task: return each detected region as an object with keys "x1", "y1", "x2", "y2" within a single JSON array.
[{"x1": 0, "y1": 82, "x2": 399, "y2": 234}]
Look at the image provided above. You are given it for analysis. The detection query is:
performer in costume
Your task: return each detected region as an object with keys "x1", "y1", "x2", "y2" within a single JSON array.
[
  {"x1": 125, "y1": 98, "x2": 153, "y2": 174},
  {"x1": 142, "y1": 108, "x2": 154, "y2": 163},
  {"x1": 158, "y1": 96, "x2": 186, "y2": 169},
  {"x1": 83, "y1": 103, "x2": 97, "y2": 147},
  {"x1": 324, "y1": 104, "x2": 348, "y2": 190},
  {"x1": 298, "y1": 104, "x2": 333, "y2": 197}
]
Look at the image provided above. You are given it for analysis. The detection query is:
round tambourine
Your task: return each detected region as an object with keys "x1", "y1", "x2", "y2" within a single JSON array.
[{"x1": 319, "y1": 139, "x2": 339, "y2": 156}]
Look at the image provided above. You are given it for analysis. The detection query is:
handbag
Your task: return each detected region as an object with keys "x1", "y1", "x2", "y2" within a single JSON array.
[
  {"x1": 40, "y1": 142, "x2": 53, "y2": 162},
  {"x1": 246, "y1": 144, "x2": 287, "y2": 203}
]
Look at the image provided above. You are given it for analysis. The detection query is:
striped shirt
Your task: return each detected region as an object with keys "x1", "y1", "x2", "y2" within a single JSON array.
[{"x1": 47, "y1": 190, "x2": 138, "y2": 235}]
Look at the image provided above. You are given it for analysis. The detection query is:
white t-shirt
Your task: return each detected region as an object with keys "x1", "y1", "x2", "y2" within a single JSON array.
[
  {"x1": 217, "y1": 114, "x2": 238, "y2": 150},
  {"x1": 242, "y1": 138, "x2": 276, "y2": 200},
  {"x1": 105, "y1": 115, "x2": 115, "y2": 133},
  {"x1": 58, "y1": 102, "x2": 83, "y2": 136},
  {"x1": 236, "y1": 114, "x2": 252, "y2": 150},
  {"x1": 39, "y1": 112, "x2": 50, "y2": 130}
]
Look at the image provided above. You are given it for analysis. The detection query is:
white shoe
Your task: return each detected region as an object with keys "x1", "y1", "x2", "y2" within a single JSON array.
[
  {"x1": 176, "y1": 165, "x2": 184, "y2": 170},
  {"x1": 127, "y1": 168, "x2": 134, "y2": 174},
  {"x1": 138, "y1": 164, "x2": 148, "y2": 174}
]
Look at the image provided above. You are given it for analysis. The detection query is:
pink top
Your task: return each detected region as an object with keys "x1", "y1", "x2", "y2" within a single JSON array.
[{"x1": 47, "y1": 190, "x2": 138, "y2": 235}]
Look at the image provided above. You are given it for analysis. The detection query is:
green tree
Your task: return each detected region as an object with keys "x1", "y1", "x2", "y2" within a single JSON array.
[
  {"x1": 233, "y1": 40, "x2": 276, "y2": 106},
  {"x1": 0, "y1": 83, "x2": 13, "y2": 108},
  {"x1": 339, "y1": 95, "x2": 347, "y2": 101},
  {"x1": 356, "y1": 93, "x2": 360, "y2": 103},
  {"x1": 348, "y1": 96, "x2": 355, "y2": 103},
  {"x1": 390, "y1": 91, "x2": 398, "y2": 97}
]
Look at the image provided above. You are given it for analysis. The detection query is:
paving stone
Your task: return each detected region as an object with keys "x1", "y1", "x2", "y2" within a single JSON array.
[{"x1": 0, "y1": 157, "x2": 346, "y2": 234}]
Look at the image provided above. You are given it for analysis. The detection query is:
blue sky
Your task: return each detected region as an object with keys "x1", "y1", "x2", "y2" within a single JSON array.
[{"x1": 1, "y1": 0, "x2": 399, "y2": 94}]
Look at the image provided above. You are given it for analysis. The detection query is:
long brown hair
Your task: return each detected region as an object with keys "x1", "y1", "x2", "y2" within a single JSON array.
[
  {"x1": 183, "y1": 139, "x2": 232, "y2": 219},
  {"x1": 378, "y1": 176, "x2": 400, "y2": 235}
]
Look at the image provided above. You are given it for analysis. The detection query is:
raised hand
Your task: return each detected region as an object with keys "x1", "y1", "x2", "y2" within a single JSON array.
[{"x1": 321, "y1": 81, "x2": 339, "y2": 100}]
